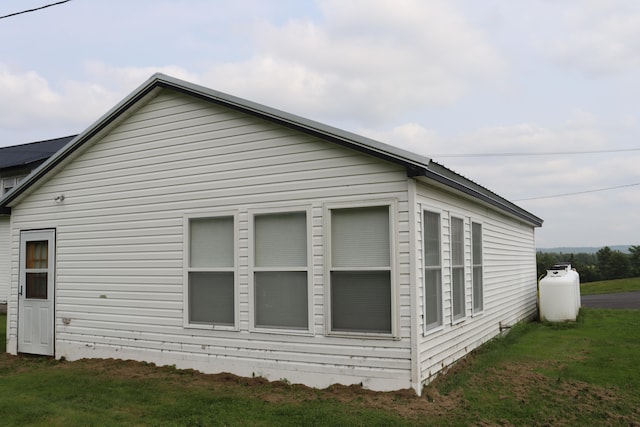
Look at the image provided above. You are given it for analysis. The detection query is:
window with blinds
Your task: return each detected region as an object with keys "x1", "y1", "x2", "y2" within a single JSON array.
[
  {"x1": 188, "y1": 216, "x2": 235, "y2": 326},
  {"x1": 330, "y1": 205, "x2": 392, "y2": 334},
  {"x1": 472, "y1": 222, "x2": 483, "y2": 313},
  {"x1": 423, "y1": 211, "x2": 442, "y2": 331},
  {"x1": 253, "y1": 211, "x2": 308, "y2": 330},
  {"x1": 451, "y1": 216, "x2": 465, "y2": 321}
]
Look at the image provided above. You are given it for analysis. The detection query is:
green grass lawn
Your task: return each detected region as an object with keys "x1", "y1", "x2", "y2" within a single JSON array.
[
  {"x1": 1, "y1": 308, "x2": 639, "y2": 425},
  {"x1": 581, "y1": 277, "x2": 640, "y2": 295}
]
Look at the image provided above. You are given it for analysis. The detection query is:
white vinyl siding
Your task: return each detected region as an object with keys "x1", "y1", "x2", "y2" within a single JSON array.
[
  {"x1": 472, "y1": 222, "x2": 483, "y2": 314},
  {"x1": 450, "y1": 216, "x2": 465, "y2": 322},
  {"x1": 0, "y1": 217, "x2": 9, "y2": 304},
  {"x1": 416, "y1": 183, "x2": 538, "y2": 390},
  {"x1": 187, "y1": 216, "x2": 235, "y2": 326},
  {"x1": 6, "y1": 90, "x2": 413, "y2": 393},
  {"x1": 329, "y1": 205, "x2": 392, "y2": 335},
  {"x1": 423, "y1": 211, "x2": 442, "y2": 332},
  {"x1": 253, "y1": 211, "x2": 309, "y2": 330}
]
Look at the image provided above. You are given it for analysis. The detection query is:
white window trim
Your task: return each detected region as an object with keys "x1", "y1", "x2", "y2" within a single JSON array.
[
  {"x1": 422, "y1": 207, "x2": 445, "y2": 336},
  {"x1": 450, "y1": 214, "x2": 467, "y2": 325},
  {"x1": 183, "y1": 211, "x2": 239, "y2": 331},
  {"x1": 248, "y1": 205, "x2": 314, "y2": 335},
  {"x1": 324, "y1": 199, "x2": 399, "y2": 339},
  {"x1": 471, "y1": 219, "x2": 484, "y2": 317}
]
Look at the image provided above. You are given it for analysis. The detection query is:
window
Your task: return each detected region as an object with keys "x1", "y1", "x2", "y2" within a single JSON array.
[
  {"x1": 25, "y1": 240, "x2": 49, "y2": 299},
  {"x1": 451, "y1": 216, "x2": 465, "y2": 321},
  {"x1": 253, "y1": 211, "x2": 308, "y2": 330},
  {"x1": 472, "y1": 222, "x2": 483, "y2": 313},
  {"x1": 423, "y1": 211, "x2": 442, "y2": 331},
  {"x1": 187, "y1": 216, "x2": 235, "y2": 326},
  {"x1": 2, "y1": 177, "x2": 16, "y2": 194},
  {"x1": 330, "y1": 205, "x2": 392, "y2": 334}
]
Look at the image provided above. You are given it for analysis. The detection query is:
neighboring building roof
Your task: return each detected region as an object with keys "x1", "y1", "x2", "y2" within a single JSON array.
[
  {"x1": 0, "y1": 136, "x2": 76, "y2": 171},
  {"x1": 0, "y1": 74, "x2": 543, "y2": 227}
]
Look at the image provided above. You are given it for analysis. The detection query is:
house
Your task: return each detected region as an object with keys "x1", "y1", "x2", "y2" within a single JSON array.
[
  {"x1": 0, "y1": 74, "x2": 542, "y2": 394},
  {"x1": 0, "y1": 136, "x2": 75, "y2": 310}
]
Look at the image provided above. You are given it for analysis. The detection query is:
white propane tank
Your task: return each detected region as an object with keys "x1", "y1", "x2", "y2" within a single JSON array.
[{"x1": 539, "y1": 263, "x2": 581, "y2": 322}]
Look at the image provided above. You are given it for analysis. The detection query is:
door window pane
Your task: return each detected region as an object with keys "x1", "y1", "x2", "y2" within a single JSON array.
[
  {"x1": 26, "y1": 272, "x2": 48, "y2": 299},
  {"x1": 26, "y1": 241, "x2": 48, "y2": 269}
]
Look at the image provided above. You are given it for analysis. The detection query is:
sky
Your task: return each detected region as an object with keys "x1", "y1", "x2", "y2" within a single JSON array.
[{"x1": 1, "y1": 0, "x2": 639, "y2": 249}]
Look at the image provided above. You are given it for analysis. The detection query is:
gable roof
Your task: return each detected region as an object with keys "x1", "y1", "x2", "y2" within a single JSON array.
[
  {"x1": 0, "y1": 73, "x2": 542, "y2": 227},
  {"x1": 0, "y1": 136, "x2": 76, "y2": 171}
]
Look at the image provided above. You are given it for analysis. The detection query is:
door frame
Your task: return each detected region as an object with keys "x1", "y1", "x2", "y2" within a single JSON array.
[{"x1": 17, "y1": 228, "x2": 56, "y2": 356}]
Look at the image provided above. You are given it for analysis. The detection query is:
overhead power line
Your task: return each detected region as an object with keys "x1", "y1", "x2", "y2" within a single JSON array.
[
  {"x1": 514, "y1": 182, "x2": 640, "y2": 202},
  {"x1": 0, "y1": 0, "x2": 71, "y2": 20},
  {"x1": 434, "y1": 147, "x2": 640, "y2": 158}
]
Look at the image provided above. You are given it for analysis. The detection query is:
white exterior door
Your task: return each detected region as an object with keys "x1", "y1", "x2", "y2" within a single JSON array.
[{"x1": 18, "y1": 229, "x2": 55, "y2": 356}]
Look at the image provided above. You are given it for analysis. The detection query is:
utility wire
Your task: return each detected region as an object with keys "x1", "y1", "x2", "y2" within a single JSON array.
[
  {"x1": 514, "y1": 182, "x2": 640, "y2": 202},
  {"x1": 433, "y1": 147, "x2": 640, "y2": 158},
  {"x1": 0, "y1": 0, "x2": 72, "y2": 20}
]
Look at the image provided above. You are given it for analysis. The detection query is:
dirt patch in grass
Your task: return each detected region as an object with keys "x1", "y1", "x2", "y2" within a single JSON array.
[
  {"x1": 1, "y1": 347, "x2": 638, "y2": 424},
  {"x1": 462, "y1": 360, "x2": 639, "y2": 425},
  {"x1": 22, "y1": 356, "x2": 466, "y2": 421}
]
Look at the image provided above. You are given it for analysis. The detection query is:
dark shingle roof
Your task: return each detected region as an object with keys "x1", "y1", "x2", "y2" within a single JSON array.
[{"x1": 0, "y1": 136, "x2": 76, "y2": 170}]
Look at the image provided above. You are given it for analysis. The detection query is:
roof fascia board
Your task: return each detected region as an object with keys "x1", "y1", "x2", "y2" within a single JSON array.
[{"x1": 417, "y1": 170, "x2": 543, "y2": 227}]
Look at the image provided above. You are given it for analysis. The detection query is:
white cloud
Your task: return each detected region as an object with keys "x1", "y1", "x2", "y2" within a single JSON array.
[
  {"x1": 550, "y1": 1, "x2": 640, "y2": 75},
  {"x1": 0, "y1": 62, "x2": 201, "y2": 139},
  {"x1": 82, "y1": 62, "x2": 200, "y2": 93},
  {"x1": 360, "y1": 112, "x2": 627, "y2": 205},
  {"x1": 357, "y1": 123, "x2": 441, "y2": 158},
  {"x1": 0, "y1": 65, "x2": 106, "y2": 129},
  {"x1": 202, "y1": 0, "x2": 506, "y2": 124}
]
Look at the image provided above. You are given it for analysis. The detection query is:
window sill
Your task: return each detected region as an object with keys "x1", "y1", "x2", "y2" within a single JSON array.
[
  {"x1": 423, "y1": 324, "x2": 444, "y2": 337},
  {"x1": 250, "y1": 326, "x2": 314, "y2": 337},
  {"x1": 184, "y1": 323, "x2": 238, "y2": 332},
  {"x1": 327, "y1": 331, "x2": 398, "y2": 340},
  {"x1": 471, "y1": 310, "x2": 484, "y2": 318},
  {"x1": 451, "y1": 316, "x2": 466, "y2": 326}
]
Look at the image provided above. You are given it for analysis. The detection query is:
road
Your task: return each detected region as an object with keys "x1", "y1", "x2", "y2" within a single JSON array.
[{"x1": 581, "y1": 291, "x2": 640, "y2": 309}]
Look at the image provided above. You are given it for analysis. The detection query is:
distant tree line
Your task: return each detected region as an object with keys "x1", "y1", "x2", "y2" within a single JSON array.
[{"x1": 537, "y1": 245, "x2": 640, "y2": 283}]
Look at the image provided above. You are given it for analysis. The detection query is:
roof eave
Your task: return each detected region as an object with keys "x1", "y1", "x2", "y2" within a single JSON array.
[{"x1": 417, "y1": 167, "x2": 544, "y2": 227}]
